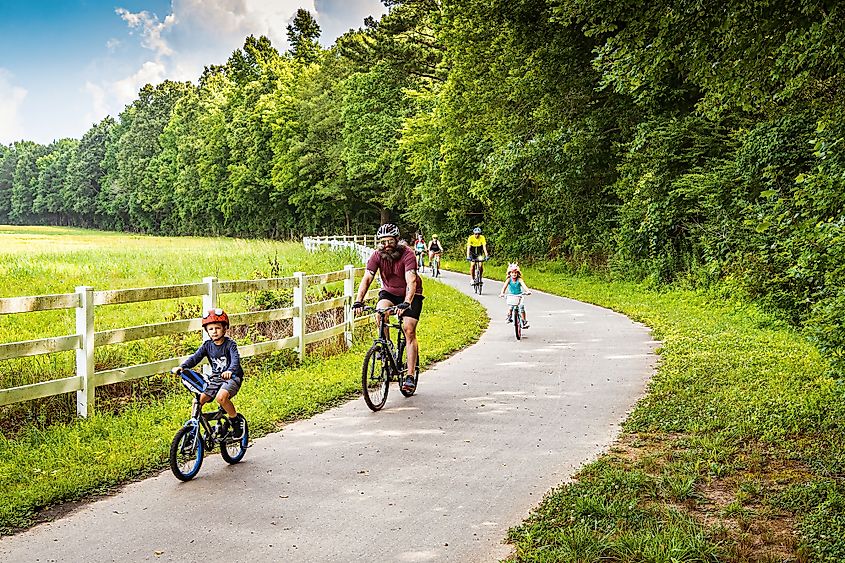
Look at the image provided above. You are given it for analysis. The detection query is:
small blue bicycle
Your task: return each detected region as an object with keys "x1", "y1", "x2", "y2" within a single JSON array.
[{"x1": 169, "y1": 368, "x2": 249, "y2": 481}]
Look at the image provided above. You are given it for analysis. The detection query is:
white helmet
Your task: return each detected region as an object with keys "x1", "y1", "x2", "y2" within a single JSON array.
[{"x1": 376, "y1": 223, "x2": 400, "y2": 239}]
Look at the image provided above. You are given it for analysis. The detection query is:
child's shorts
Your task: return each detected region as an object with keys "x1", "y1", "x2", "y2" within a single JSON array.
[{"x1": 202, "y1": 376, "x2": 242, "y2": 399}]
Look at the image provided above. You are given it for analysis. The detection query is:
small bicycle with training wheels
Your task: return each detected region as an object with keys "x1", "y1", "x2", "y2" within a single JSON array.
[
  {"x1": 503, "y1": 293, "x2": 531, "y2": 340},
  {"x1": 360, "y1": 305, "x2": 419, "y2": 411},
  {"x1": 468, "y1": 256, "x2": 486, "y2": 294},
  {"x1": 168, "y1": 368, "x2": 249, "y2": 481}
]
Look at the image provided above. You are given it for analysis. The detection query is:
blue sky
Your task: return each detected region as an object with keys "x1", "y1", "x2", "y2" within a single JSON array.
[{"x1": 0, "y1": 0, "x2": 387, "y2": 145}]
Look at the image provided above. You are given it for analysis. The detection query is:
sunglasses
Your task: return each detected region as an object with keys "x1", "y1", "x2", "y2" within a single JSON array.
[{"x1": 203, "y1": 308, "x2": 224, "y2": 318}]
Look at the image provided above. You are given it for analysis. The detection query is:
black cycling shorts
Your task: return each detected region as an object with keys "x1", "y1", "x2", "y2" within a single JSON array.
[
  {"x1": 378, "y1": 290, "x2": 424, "y2": 320},
  {"x1": 468, "y1": 247, "x2": 484, "y2": 260}
]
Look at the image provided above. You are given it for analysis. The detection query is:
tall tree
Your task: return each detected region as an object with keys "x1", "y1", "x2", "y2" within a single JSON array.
[{"x1": 286, "y1": 9, "x2": 322, "y2": 64}]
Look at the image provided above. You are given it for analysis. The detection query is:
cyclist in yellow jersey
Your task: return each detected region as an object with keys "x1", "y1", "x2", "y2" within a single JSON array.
[{"x1": 466, "y1": 227, "x2": 489, "y2": 283}]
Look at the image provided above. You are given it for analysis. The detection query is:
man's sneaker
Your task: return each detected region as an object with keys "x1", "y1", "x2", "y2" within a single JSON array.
[
  {"x1": 401, "y1": 376, "x2": 416, "y2": 392},
  {"x1": 230, "y1": 416, "x2": 244, "y2": 441}
]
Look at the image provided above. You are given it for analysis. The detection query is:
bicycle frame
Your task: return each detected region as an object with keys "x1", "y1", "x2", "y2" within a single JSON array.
[
  {"x1": 371, "y1": 307, "x2": 406, "y2": 376},
  {"x1": 182, "y1": 397, "x2": 232, "y2": 448}
]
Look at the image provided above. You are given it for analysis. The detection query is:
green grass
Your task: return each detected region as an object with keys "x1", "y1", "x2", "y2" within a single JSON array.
[
  {"x1": 0, "y1": 249, "x2": 486, "y2": 534},
  {"x1": 443, "y1": 259, "x2": 844, "y2": 562},
  {"x1": 0, "y1": 225, "x2": 372, "y2": 427}
]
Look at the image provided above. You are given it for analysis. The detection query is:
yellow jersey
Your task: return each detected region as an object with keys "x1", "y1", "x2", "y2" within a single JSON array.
[{"x1": 466, "y1": 234, "x2": 486, "y2": 248}]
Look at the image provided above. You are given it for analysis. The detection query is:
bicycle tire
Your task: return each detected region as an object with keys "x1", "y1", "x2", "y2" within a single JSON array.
[
  {"x1": 220, "y1": 415, "x2": 249, "y2": 464},
  {"x1": 398, "y1": 346, "x2": 420, "y2": 397},
  {"x1": 170, "y1": 424, "x2": 204, "y2": 481},
  {"x1": 514, "y1": 310, "x2": 522, "y2": 340},
  {"x1": 362, "y1": 343, "x2": 390, "y2": 411}
]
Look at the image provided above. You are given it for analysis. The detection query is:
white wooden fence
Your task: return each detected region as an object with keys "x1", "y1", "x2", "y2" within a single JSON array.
[
  {"x1": 0, "y1": 266, "x2": 380, "y2": 417},
  {"x1": 304, "y1": 235, "x2": 375, "y2": 264}
]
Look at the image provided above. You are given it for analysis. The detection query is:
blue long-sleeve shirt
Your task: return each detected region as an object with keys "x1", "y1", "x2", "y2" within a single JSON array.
[{"x1": 181, "y1": 337, "x2": 244, "y2": 380}]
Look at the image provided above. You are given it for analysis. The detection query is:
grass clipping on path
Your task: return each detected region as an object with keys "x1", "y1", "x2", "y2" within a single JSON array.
[
  {"x1": 463, "y1": 263, "x2": 844, "y2": 563},
  {"x1": 0, "y1": 279, "x2": 486, "y2": 534}
]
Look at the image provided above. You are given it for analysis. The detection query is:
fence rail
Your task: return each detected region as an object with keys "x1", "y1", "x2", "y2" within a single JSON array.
[
  {"x1": 0, "y1": 264, "x2": 379, "y2": 416},
  {"x1": 304, "y1": 235, "x2": 375, "y2": 264}
]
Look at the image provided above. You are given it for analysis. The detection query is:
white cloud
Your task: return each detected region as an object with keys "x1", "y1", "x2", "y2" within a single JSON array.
[
  {"x1": 116, "y1": 7, "x2": 176, "y2": 57},
  {"x1": 106, "y1": 38, "x2": 122, "y2": 52},
  {"x1": 0, "y1": 69, "x2": 28, "y2": 143},
  {"x1": 84, "y1": 0, "x2": 330, "y2": 123}
]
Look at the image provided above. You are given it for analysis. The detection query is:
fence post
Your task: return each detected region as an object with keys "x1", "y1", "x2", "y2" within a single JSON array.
[
  {"x1": 75, "y1": 286, "x2": 94, "y2": 417},
  {"x1": 202, "y1": 277, "x2": 218, "y2": 375},
  {"x1": 344, "y1": 265, "x2": 356, "y2": 348},
  {"x1": 293, "y1": 272, "x2": 306, "y2": 360}
]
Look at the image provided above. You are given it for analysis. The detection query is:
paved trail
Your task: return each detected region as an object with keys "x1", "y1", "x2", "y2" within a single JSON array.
[{"x1": 1, "y1": 269, "x2": 657, "y2": 563}]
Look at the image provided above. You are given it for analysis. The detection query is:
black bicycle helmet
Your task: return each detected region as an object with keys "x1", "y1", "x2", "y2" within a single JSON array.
[{"x1": 376, "y1": 223, "x2": 400, "y2": 239}]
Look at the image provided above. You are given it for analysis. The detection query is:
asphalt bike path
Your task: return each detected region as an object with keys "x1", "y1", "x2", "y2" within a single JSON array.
[{"x1": 1, "y1": 268, "x2": 657, "y2": 562}]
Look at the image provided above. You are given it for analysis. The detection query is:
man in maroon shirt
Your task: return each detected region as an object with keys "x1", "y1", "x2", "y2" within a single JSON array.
[{"x1": 353, "y1": 223, "x2": 424, "y2": 392}]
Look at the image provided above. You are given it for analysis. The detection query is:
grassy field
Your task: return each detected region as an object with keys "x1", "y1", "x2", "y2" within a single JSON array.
[
  {"x1": 0, "y1": 227, "x2": 488, "y2": 534},
  {"x1": 0, "y1": 226, "x2": 370, "y2": 427},
  {"x1": 441, "y1": 259, "x2": 844, "y2": 562}
]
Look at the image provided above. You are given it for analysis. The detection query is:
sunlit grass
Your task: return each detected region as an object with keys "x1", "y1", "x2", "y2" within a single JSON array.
[
  {"x1": 444, "y1": 258, "x2": 842, "y2": 561},
  {"x1": 0, "y1": 230, "x2": 487, "y2": 533}
]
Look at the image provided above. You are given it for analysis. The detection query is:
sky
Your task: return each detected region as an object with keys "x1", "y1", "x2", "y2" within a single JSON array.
[{"x1": 0, "y1": 0, "x2": 388, "y2": 146}]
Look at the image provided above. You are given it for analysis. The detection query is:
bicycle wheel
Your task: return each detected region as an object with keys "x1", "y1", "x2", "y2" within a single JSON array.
[
  {"x1": 220, "y1": 415, "x2": 249, "y2": 464},
  {"x1": 362, "y1": 343, "x2": 389, "y2": 411},
  {"x1": 514, "y1": 311, "x2": 522, "y2": 340},
  {"x1": 398, "y1": 346, "x2": 420, "y2": 397},
  {"x1": 170, "y1": 424, "x2": 204, "y2": 481}
]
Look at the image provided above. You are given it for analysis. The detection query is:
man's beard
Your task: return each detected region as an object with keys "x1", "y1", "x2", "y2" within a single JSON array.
[{"x1": 378, "y1": 246, "x2": 403, "y2": 261}]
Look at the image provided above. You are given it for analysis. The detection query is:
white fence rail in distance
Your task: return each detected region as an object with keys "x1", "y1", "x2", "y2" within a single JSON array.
[{"x1": 304, "y1": 235, "x2": 375, "y2": 264}]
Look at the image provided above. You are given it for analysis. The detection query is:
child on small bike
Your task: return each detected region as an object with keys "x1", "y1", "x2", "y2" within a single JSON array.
[
  {"x1": 499, "y1": 263, "x2": 531, "y2": 328},
  {"x1": 172, "y1": 309, "x2": 245, "y2": 439}
]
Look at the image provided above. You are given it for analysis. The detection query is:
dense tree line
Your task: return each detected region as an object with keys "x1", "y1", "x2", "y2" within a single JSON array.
[{"x1": 3, "y1": 1, "x2": 844, "y2": 367}]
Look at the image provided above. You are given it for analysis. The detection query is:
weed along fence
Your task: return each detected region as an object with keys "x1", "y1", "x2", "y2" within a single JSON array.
[{"x1": 0, "y1": 267, "x2": 381, "y2": 417}]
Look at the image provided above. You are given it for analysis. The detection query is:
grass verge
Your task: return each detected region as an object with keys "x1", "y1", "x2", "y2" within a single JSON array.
[
  {"x1": 0, "y1": 274, "x2": 486, "y2": 535},
  {"x1": 443, "y1": 259, "x2": 844, "y2": 562}
]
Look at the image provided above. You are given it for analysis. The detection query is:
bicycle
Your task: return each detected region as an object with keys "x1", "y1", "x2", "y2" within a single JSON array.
[
  {"x1": 168, "y1": 368, "x2": 249, "y2": 481},
  {"x1": 430, "y1": 253, "x2": 441, "y2": 278},
  {"x1": 468, "y1": 256, "x2": 486, "y2": 294},
  {"x1": 503, "y1": 293, "x2": 531, "y2": 340},
  {"x1": 416, "y1": 250, "x2": 426, "y2": 273},
  {"x1": 360, "y1": 305, "x2": 420, "y2": 411}
]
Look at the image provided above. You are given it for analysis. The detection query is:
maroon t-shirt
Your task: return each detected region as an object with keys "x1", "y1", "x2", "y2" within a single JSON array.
[{"x1": 366, "y1": 245, "x2": 424, "y2": 297}]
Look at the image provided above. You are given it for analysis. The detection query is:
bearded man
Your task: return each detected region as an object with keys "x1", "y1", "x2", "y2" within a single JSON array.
[{"x1": 352, "y1": 223, "x2": 424, "y2": 392}]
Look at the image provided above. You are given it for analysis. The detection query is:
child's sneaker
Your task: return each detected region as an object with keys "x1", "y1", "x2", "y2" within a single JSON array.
[
  {"x1": 522, "y1": 321, "x2": 530, "y2": 329},
  {"x1": 230, "y1": 415, "x2": 244, "y2": 440},
  {"x1": 506, "y1": 314, "x2": 512, "y2": 323}
]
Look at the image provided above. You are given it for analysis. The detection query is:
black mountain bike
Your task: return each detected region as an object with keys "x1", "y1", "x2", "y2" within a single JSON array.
[
  {"x1": 468, "y1": 256, "x2": 486, "y2": 294},
  {"x1": 169, "y1": 369, "x2": 249, "y2": 481},
  {"x1": 360, "y1": 305, "x2": 420, "y2": 411}
]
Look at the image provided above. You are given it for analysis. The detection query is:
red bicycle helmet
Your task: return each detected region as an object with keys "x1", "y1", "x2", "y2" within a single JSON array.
[{"x1": 202, "y1": 308, "x2": 229, "y2": 328}]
